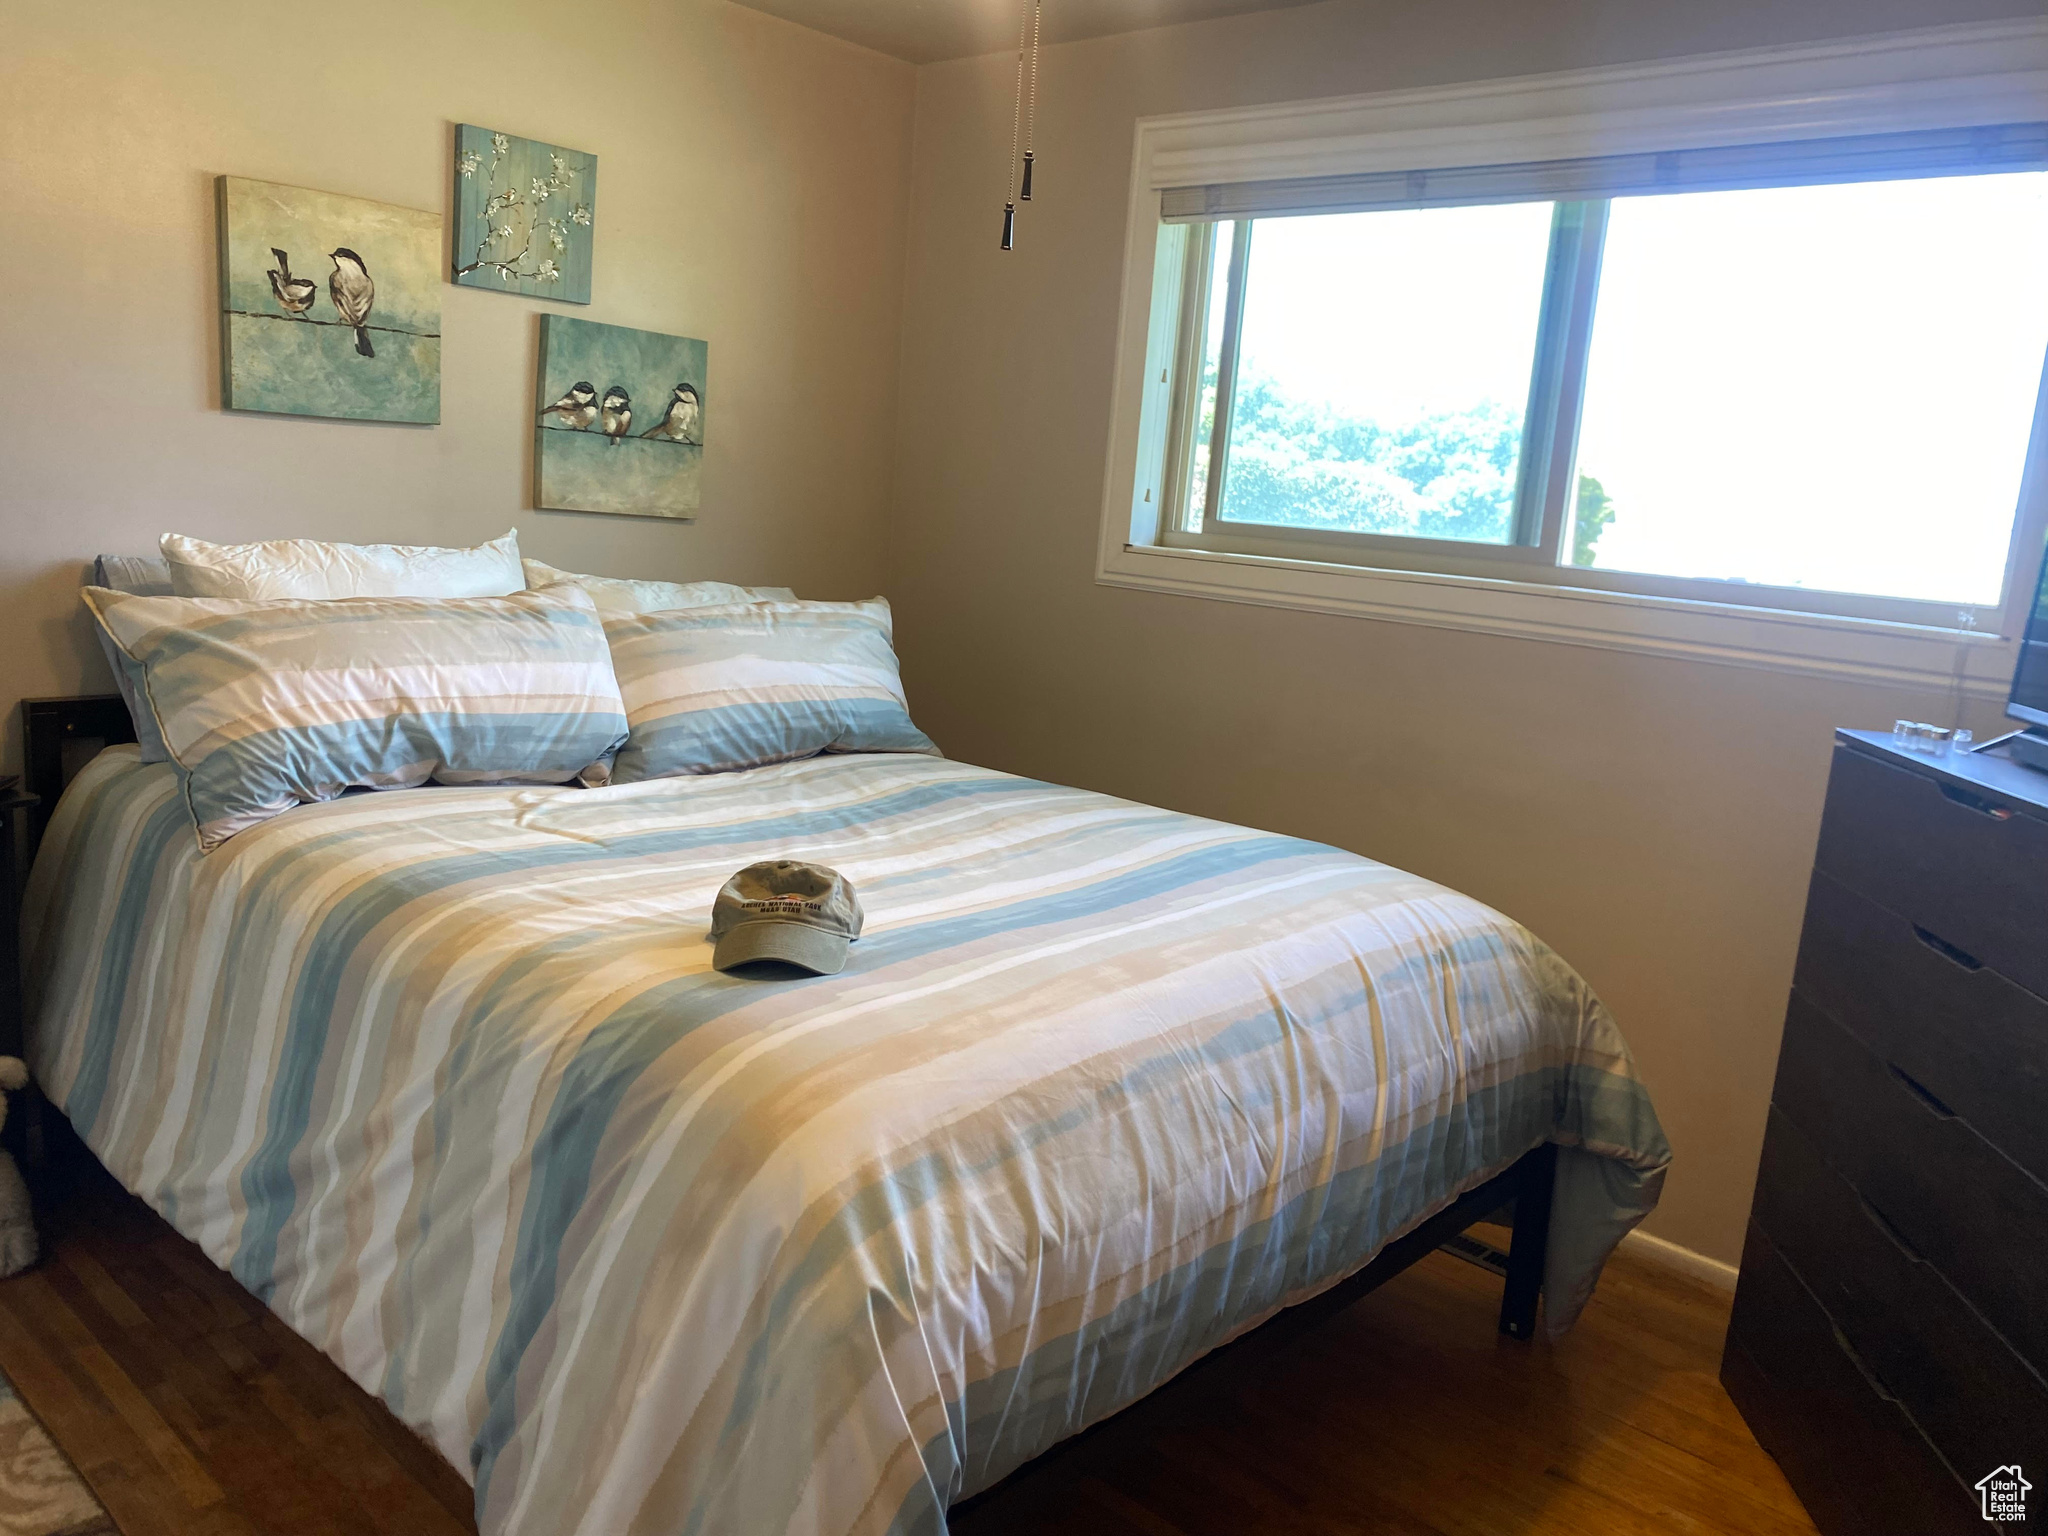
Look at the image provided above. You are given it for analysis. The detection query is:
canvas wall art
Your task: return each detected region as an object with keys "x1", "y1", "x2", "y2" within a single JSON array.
[
  {"x1": 217, "y1": 176, "x2": 441, "y2": 424},
  {"x1": 536, "y1": 315, "x2": 706, "y2": 519},
  {"x1": 454, "y1": 125, "x2": 596, "y2": 302}
]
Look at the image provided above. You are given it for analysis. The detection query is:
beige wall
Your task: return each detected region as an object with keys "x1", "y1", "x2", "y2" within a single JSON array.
[
  {"x1": 887, "y1": 0, "x2": 2041, "y2": 1264},
  {"x1": 0, "y1": 0, "x2": 914, "y2": 756}
]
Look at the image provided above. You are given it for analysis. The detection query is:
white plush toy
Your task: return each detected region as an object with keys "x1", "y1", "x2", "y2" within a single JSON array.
[{"x1": 0, "y1": 1059, "x2": 36, "y2": 1277}]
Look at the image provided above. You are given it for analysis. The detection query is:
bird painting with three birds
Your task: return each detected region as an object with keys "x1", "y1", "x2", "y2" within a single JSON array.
[
  {"x1": 540, "y1": 381, "x2": 599, "y2": 431},
  {"x1": 327, "y1": 247, "x2": 377, "y2": 358},
  {"x1": 531, "y1": 319, "x2": 707, "y2": 514},
  {"x1": 640, "y1": 382, "x2": 701, "y2": 445},
  {"x1": 599, "y1": 386, "x2": 632, "y2": 446},
  {"x1": 540, "y1": 380, "x2": 702, "y2": 447}
]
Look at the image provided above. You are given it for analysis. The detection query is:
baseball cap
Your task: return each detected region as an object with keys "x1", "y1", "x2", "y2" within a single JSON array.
[{"x1": 709, "y1": 860, "x2": 864, "y2": 976}]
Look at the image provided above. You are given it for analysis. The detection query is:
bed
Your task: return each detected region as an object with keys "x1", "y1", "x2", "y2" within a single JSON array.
[{"x1": 21, "y1": 709, "x2": 1669, "y2": 1536}]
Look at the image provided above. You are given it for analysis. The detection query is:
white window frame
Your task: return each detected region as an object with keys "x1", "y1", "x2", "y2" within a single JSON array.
[{"x1": 1094, "y1": 19, "x2": 2048, "y2": 697}]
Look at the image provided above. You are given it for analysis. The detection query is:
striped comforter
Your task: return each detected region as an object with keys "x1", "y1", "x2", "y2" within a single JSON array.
[{"x1": 25, "y1": 745, "x2": 1669, "y2": 1536}]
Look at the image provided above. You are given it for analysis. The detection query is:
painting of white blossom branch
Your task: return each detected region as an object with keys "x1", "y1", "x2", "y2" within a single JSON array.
[{"x1": 452, "y1": 125, "x2": 595, "y2": 303}]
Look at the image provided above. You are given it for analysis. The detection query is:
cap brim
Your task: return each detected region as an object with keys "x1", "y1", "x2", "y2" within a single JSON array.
[{"x1": 713, "y1": 920, "x2": 850, "y2": 977}]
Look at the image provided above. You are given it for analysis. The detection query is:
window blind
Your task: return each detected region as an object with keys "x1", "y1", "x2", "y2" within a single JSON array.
[{"x1": 1158, "y1": 122, "x2": 2048, "y2": 223}]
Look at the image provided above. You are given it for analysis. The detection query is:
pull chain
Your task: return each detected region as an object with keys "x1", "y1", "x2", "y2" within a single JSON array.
[
  {"x1": 1001, "y1": 3, "x2": 1028, "y2": 250},
  {"x1": 1021, "y1": 0, "x2": 1041, "y2": 201}
]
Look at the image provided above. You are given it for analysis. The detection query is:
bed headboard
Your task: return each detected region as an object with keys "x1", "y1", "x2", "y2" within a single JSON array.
[{"x1": 22, "y1": 695, "x2": 135, "y2": 855}]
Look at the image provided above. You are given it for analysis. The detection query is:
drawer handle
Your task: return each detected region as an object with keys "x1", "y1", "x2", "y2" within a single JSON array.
[
  {"x1": 1911, "y1": 925, "x2": 1984, "y2": 971},
  {"x1": 1887, "y1": 1062, "x2": 1958, "y2": 1119},
  {"x1": 1832, "y1": 1324, "x2": 1902, "y2": 1405},
  {"x1": 1856, "y1": 1192, "x2": 1926, "y2": 1265},
  {"x1": 1937, "y1": 783, "x2": 2015, "y2": 821}
]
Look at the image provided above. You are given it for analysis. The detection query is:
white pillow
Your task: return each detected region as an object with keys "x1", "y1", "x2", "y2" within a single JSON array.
[
  {"x1": 521, "y1": 557, "x2": 792, "y2": 615},
  {"x1": 162, "y1": 530, "x2": 523, "y2": 600}
]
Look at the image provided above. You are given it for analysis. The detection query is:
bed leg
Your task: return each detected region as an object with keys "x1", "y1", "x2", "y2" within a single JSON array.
[{"x1": 1498, "y1": 1142, "x2": 1557, "y2": 1340}]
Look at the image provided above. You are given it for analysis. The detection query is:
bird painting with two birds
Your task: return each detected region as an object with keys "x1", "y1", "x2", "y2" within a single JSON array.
[
  {"x1": 264, "y1": 249, "x2": 317, "y2": 319},
  {"x1": 535, "y1": 315, "x2": 708, "y2": 519},
  {"x1": 266, "y1": 246, "x2": 378, "y2": 358},
  {"x1": 327, "y1": 249, "x2": 377, "y2": 358},
  {"x1": 219, "y1": 176, "x2": 441, "y2": 424}
]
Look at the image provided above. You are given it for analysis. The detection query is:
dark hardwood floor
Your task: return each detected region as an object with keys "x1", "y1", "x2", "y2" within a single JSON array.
[
  {"x1": 0, "y1": 1145, "x2": 1816, "y2": 1535},
  {"x1": 954, "y1": 1225, "x2": 1818, "y2": 1536},
  {"x1": 0, "y1": 1147, "x2": 472, "y2": 1536}
]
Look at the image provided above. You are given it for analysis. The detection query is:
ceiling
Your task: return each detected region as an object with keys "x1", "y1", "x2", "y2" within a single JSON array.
[{"x1": 727, "y1": 0, "x2": 1326, "y2": 64}]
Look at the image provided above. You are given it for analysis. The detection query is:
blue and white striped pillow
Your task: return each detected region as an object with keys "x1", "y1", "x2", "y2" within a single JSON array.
[
  {"x1": 83, "y1": 583, "x2": 629, "y2": 850},
  {"x1": 604, "y1": 599, "x2": 937, "y2": 783}
]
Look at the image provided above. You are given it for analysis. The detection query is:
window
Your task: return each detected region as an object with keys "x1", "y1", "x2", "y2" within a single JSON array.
[
  {"x1": 1157, "y1": 149, "x2": 2048, "y2": 631},
  {"x1": 1571, "y1": 176, "x2": 2048, "y2": 608},
  {"x1": 1191, "y1": 203, "x2": 1555, "y2": 548},
  {"x1": 1103, "y1": 26, "x2": 2048, "y2": 694}
]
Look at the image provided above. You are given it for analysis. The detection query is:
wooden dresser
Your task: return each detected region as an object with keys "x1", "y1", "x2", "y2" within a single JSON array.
[{"x1": 1723, "y1": 729, "x2": 2048, "y2": 1534}]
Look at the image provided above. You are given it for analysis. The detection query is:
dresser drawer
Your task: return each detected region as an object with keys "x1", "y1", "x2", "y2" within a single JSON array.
[
  {"x1": 1724, "y1": 1224, "x2": 1977, "y2": 1536},
  {"x1": 1771, "y1": 995, "x2": 2048, "y2": 1375},
  {"x1": 1813, "y1": 745, "x2": 2048, "y2": 1000},
  {"x1": 1795, "y1": 870, "x2": 2048, "y2": 1186},
  {"x1": 1750, "y1": 1105, "x2": 2048, "y2": 1487}
]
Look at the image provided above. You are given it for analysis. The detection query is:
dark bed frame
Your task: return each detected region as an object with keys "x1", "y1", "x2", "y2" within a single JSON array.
[
  {"x1": 22, "y1": 695, "x2": 135, "y2": 856},
  {"x1": 949, "y1": 1139, "x2": 1555, "y2": 1518},
  {"x1": 11, "y1": 697, "x2": 137, "y2": 1171},
  {"x1": 16, "y1": 694, "x2": 1556, "y2": 1485}
]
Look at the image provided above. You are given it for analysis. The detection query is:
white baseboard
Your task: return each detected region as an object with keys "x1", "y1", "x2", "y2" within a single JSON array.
[{"x1": 1620, "y1": 1228, "x2": 1740, "y2": 1294}]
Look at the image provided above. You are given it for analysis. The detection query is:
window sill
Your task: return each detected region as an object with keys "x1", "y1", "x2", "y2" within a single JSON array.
[{"x1": 1097, "y1": 540, "x2": 2016, "y2": 697}]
